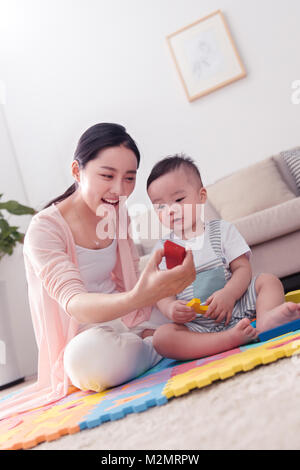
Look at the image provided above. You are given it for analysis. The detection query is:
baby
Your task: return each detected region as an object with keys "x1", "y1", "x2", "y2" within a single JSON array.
[{"x1": 146, "y1": 154, "x2": 300, "y2": 360}]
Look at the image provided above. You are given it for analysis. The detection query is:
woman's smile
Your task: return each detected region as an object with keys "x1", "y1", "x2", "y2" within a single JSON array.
[{"x1": 101, "y1": 197, "x2": 119, "y2": 206}]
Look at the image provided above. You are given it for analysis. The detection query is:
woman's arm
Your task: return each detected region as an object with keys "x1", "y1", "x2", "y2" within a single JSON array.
[
  {"x1": 67, "y1": 248, "x2": 196, "y2": 323},
  {"x1": 156, "y1": 296, "x2": 176, "y2": 319},
  {"x1": 66, "y1": 289, "x2": 139, "y2": 323},
  {"x1": 24, "y1": 216, "x2": 196, "y2": 325}
]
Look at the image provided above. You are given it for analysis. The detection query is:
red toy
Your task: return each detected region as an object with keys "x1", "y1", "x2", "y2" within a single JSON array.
[{"x1": 164, "y1": 240, "x2": 186, "y2": 269}]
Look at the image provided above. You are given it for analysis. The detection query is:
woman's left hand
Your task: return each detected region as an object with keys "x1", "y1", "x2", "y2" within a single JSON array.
[{"x1": 203, "y1": 288, "x2": 235, "y2": 325}]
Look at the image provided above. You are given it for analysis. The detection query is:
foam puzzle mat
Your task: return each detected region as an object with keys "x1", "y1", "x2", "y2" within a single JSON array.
[{"x1": 1, "y1": 329, "x2": 300, "y2": 450}]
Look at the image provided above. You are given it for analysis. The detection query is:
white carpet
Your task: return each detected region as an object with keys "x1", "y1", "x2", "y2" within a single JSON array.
[{"x1": 3, "y1": 355, "x2": 300, "y2": 450}]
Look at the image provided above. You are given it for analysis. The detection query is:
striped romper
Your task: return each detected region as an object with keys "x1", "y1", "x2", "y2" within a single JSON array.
[{"x1": 159, "y1": 219, "x2": 259, "y2": 333}]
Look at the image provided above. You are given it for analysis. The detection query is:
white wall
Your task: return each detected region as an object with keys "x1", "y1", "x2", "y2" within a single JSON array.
[
  {"x1": 0, "y1": 0, "x2": 299, "y2": 377},
  {"x1": 1, "y1": 0, "x2": 300, "y2": 209},
  {"x1": 0, "y1": 108, "x2": 37, "y2": 378}
]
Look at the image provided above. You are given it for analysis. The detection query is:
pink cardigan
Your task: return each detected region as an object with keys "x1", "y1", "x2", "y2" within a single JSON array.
[{"x1": 0, "y1": 203, "x2": 152, "y2": 421}]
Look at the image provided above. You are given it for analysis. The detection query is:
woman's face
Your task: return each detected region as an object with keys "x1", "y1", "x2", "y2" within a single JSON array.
[{"x1": 74, "y1": 145, "x2": 137, "y2": 214}]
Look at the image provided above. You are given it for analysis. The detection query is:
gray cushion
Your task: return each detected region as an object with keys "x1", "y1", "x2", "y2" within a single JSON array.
[
  {"x1": 278, "y1": 147, "x2": 300, "y2": 196},
  {"x1": 272, "y1": 153, "x2": 299, "y2": 196}
]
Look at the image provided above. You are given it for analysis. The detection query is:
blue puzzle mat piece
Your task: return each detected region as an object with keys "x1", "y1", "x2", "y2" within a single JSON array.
[
  {"x1": 79, "y1": 382, "x2": 168, "y2": 430},
  {"x1": 251, "y1": 318, "x2": 300, "y2": 342},
  {"x1": 78, "y1": 358, "x2": 176, "y2": 430},
  {"x1": 257, "y1": 318, "x2": 300, "y2": 342}
]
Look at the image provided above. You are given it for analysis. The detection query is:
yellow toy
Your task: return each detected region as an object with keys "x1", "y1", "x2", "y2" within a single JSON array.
[
  {"x1": 285, "y1": 289, "x2": 300, "y2": 303},
  {"x1": 187, "y1": 298, "x2": 209, "y2": 314},
  {"x1": 188, "y1": 290, "x2": 300, "y2": 316}
]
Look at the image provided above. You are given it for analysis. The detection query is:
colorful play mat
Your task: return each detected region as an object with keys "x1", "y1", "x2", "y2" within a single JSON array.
[{"x1": 1, "y1": 326, "x2": 300, "y2": 450}]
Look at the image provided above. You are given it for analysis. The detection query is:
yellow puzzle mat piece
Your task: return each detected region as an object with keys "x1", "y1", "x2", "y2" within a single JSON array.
[
  {"x1": 285, "y1": 289, "x2": 300, "y2": 303},
  {"x1": 164, "y1": 331, "x2": 300, "y2": 398}
]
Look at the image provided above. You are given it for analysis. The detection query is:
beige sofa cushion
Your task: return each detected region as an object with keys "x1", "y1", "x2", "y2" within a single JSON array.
[
  {"x1": 249, "y1": 230, "x2": 300, "y2": 278},
  {"x1": 206, "y1": 157, "x2": 295, "y2": 221},
  {"x1": 233, "y1": 197, "x2": 300, "y2": 246}
]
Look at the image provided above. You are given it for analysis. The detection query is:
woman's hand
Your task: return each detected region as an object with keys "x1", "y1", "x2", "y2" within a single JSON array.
[
  {"x1": 203, "y1": 288, "x2": 236, "y2": 325},
  {"x1": 132, "y1": 248, "x2": 196, "y2": 309}
]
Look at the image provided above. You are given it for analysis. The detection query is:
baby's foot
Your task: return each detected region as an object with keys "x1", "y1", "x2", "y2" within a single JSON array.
[
  {"x1": 257, "y1": 302, "x2": 300, "y2": 333},
  {"x1": 227, "y1": 318, "x2": 257, "y2": 349}
]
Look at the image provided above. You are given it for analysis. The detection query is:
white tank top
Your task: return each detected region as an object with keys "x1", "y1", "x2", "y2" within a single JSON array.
[
  {"x1": 75, "y1": 237, "x2": 120, "y2": 333},
  {"x1": 76, "y1": 238, "x2": 117, "y2": 293}
]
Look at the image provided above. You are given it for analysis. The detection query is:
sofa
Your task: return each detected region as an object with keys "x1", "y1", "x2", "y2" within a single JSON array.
[{"x1": 134, "y1": 147, "x2": 300, "y2": 292}]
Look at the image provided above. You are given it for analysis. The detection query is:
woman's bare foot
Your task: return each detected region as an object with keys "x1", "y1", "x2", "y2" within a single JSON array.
[
  {"x1": 227, "y1": 318, "x2": 257, "y2": 348},
  {"x1": 257, "y1": 302, "x2": 300, "y2": 333}
]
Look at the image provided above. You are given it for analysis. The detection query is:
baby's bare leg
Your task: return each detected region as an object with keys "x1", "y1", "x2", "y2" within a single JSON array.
[
  {"x1": 255, "y1": 274, "x2": 285, "y2": 317},
  {"x1": 152, "y1": 320, "x2": 256, "y2": 361},
  {"x1": 255, "y1": 273, "x2": 300, "y2": 332}
]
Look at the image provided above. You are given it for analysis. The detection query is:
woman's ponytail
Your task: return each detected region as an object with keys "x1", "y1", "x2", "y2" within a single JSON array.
[{"x1": 42, "y1": 182, "x2": 78, "y2": 209}]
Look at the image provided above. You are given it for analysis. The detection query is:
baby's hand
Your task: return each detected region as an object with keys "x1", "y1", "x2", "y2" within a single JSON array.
[
  {"x1": 203, "y1": 288, "x2": 235, "y2": 325},
  {"x1": 168, "y1": 300, "x2": 197, "y2": 324}
]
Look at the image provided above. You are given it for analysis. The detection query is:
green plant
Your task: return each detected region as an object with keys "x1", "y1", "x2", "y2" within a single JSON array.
[{"x1": 0, "y1": 193, "x2": 36, "y2": 261}]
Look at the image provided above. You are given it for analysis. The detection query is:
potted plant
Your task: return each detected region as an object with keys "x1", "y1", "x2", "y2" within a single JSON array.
[
  {"x1": 0, "y1": 193, "x2": 36, "y2": 261},
  {"x1": 0, "y1": 193, "x2": 36, "y2": 389}
]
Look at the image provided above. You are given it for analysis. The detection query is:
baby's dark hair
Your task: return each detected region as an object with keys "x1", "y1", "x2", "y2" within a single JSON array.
[{"x1": 146, "y1": 154, "x2": 203, "y2": 190}]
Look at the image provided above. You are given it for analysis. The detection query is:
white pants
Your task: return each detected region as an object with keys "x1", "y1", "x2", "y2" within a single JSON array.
[{"x1": 63, "y1": 307, "x2": 170, "y2": 392}]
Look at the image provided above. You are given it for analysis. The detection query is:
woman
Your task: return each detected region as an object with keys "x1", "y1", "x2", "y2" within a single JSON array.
[{"x1": 0, "y1": 123, "x2": 195, "y2": 420}]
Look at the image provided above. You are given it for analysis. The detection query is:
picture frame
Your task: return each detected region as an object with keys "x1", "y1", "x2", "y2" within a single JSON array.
[{"x1": 166, "y1": 10, "x2": 246, "y2": 102}]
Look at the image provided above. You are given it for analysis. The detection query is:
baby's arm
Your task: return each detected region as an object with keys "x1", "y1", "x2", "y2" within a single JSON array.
[
  {"x1": 223, "y1": 254, "x2": 252, "y2": 301},
  {"x1": 156, "y1": 296, "x2": 176, "y2": 320},
  {"x1": 157, "y1": 296, "x2": 196, "y2": 323},
  {"x1": 204, "y1": 254, "x2": 252, "y2": 325},
  {"x1": 220, "y1": 220, "x2": 252, "y2": 303}
]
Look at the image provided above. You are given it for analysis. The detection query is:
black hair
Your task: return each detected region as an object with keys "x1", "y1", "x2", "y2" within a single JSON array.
[
  {"x1": 146, "y1": 153, "x2": 203, "y2": 191},
  {"x1": 42, "y1": 123, "x2": 140, "y2": 209}
]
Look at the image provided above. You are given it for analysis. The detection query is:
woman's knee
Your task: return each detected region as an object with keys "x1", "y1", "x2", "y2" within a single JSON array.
[
  {"x1": 63, "y1": 327, "x2": 151, "y2": 392},
  {"x1": 64, "y1": 327, "x2": 109, "y2": 392}
]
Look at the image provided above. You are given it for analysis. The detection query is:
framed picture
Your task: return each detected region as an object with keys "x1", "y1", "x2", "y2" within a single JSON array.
[{"x1": 166, "y1": 10, "x2": 246, "y2": 102}]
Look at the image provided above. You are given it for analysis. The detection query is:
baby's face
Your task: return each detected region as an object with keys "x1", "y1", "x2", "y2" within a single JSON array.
[{"x1": 147, "y1": 167, "x2": 207, "y2": 238}]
